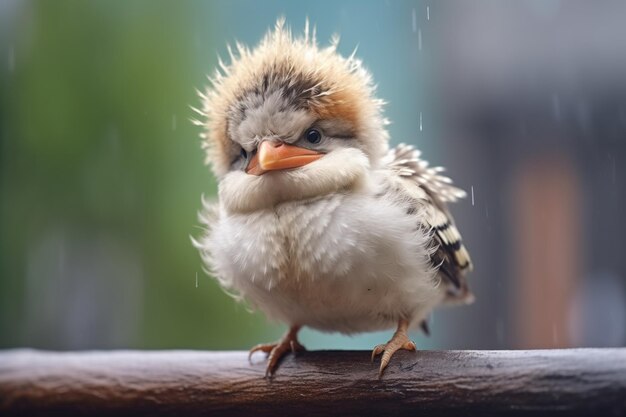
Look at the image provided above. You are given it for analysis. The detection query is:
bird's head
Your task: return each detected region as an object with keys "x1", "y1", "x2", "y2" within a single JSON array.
[{"x1": 198, "y1": 19, "x2": 389, "y2": 213}]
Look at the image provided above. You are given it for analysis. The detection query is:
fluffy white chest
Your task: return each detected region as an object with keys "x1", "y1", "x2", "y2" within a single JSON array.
[{"x1": 205, "y1": 191, "x2": 444, "y2": 333}]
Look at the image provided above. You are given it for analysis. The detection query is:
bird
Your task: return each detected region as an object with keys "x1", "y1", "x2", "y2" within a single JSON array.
[{"x1": 193, "y1": 19, "x2": 473, "y2": 378}]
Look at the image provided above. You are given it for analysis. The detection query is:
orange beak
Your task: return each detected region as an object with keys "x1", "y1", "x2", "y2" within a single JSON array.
[{"x1": 246, "y1": 141, "x2": 323, "y2": 176}]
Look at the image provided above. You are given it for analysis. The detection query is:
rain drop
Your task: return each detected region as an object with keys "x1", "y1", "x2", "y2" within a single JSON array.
[
  {"x1": 427, "y1": 5, "x2": 430, "y2": 21},
  {"x1": 418, "y1": 29, "x2": 422, "y2": 51}
]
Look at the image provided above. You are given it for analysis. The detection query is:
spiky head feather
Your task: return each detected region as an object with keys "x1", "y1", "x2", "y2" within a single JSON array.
[{"x1": 198, "y1": 19, "x2": 389, "y2": 177}]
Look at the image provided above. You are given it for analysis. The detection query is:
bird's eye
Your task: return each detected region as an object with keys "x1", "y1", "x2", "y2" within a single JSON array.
[
  {"x1": 240, "y1": 148, "x2": 248, "y2": 159},
  {"x1": 305, "y1": 128, "x2": 322, "y2": 144}
]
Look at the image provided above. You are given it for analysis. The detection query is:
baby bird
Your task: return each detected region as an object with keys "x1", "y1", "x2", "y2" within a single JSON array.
[{"x1": 193, "y1": 20, "x2": 473, "y2": 377}]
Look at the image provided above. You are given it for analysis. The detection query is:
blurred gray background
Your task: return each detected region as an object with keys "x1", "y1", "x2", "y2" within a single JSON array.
[{"x1": 1, "y1": 0, "x2": 625, "y2": 351}]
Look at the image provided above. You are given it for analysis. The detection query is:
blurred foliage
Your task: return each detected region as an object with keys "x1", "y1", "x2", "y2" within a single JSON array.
[{"x1": 0, "y1": 0, "x2": 281, "y2": 349}]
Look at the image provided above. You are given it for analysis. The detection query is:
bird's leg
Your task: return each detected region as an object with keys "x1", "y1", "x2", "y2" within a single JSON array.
[
  {"x1": 248, "y1": 325, "x2": 305, "y2": 377},
  {"x1": 371, "y1": 318, "x2": 416, "y2": 377}
]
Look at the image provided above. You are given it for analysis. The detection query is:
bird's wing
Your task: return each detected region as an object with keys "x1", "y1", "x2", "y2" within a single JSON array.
[{"x1": 382, "y1": 143, "x2": 473, "y2": 304}]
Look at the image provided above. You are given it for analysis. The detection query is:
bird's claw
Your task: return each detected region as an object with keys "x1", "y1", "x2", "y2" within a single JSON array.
[
  {"x1": 248, "y1": 327, "x2": 305, "y2": 377},
  {"x1": 248, "y1": 343, "x2": 275, "y2": 363},
  {"x1": 371, "y1": 331, "x2": 416, "y2": 377}
]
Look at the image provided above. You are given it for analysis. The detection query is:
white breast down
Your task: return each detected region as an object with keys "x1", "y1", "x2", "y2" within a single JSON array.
[{"x1": 204, "y1": 191, "x2": 445, "y2": 333}]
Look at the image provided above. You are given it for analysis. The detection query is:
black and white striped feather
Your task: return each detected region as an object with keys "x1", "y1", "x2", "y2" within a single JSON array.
[{"x1": 383, "y1": 143, "x2": 474, "y2": 304}]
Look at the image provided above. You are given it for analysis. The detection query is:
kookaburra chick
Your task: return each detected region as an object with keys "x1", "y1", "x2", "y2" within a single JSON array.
[{"x1": 194, "y1": 20, "x2": 473, "y2": 377}]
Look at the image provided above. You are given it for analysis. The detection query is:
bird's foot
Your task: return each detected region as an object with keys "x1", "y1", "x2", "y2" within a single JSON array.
[
  {"x1": 248, "y1": 326, "x2": 305, "y2": 377},
  {"x1": 371, "y1": 319, "x2": 416, "y2": 377}
]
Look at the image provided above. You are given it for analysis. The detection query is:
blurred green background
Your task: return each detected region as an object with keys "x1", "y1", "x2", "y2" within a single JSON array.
[{"x1": 2, "y1": 0, "x2": 625, "y2": 351}]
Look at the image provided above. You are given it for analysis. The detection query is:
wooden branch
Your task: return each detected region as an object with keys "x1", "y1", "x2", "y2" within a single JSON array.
[{"x1": 1, "y1": 348, "x2": 625, "y2": 416}]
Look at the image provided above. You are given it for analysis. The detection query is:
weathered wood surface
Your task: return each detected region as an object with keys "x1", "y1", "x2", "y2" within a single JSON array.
[{"x1": 1, "y1": 348, "x2": 625, "y2": 416}]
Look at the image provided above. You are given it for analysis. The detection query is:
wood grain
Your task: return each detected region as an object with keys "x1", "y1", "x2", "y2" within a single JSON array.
[{"x1": 1, "y1": 349, "x2": 625, "y2": 416}]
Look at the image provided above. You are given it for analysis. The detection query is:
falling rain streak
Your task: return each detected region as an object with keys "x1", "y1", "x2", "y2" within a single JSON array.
[
  {"x1": 418, "y1": 29, "x2": 422, "y2": 51},
  {"x1": 427, "y1": 6, "x2": 430, "y2": 21},
  {"x1": 195, "y1": 272, "x2": 198, "y2": 288},
  {"x1": 471, "y1": 186, "x2": 475, "y2": 206},
  {"x1": 419, "y1": 112, "x2": 423, "y2": 131}
]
